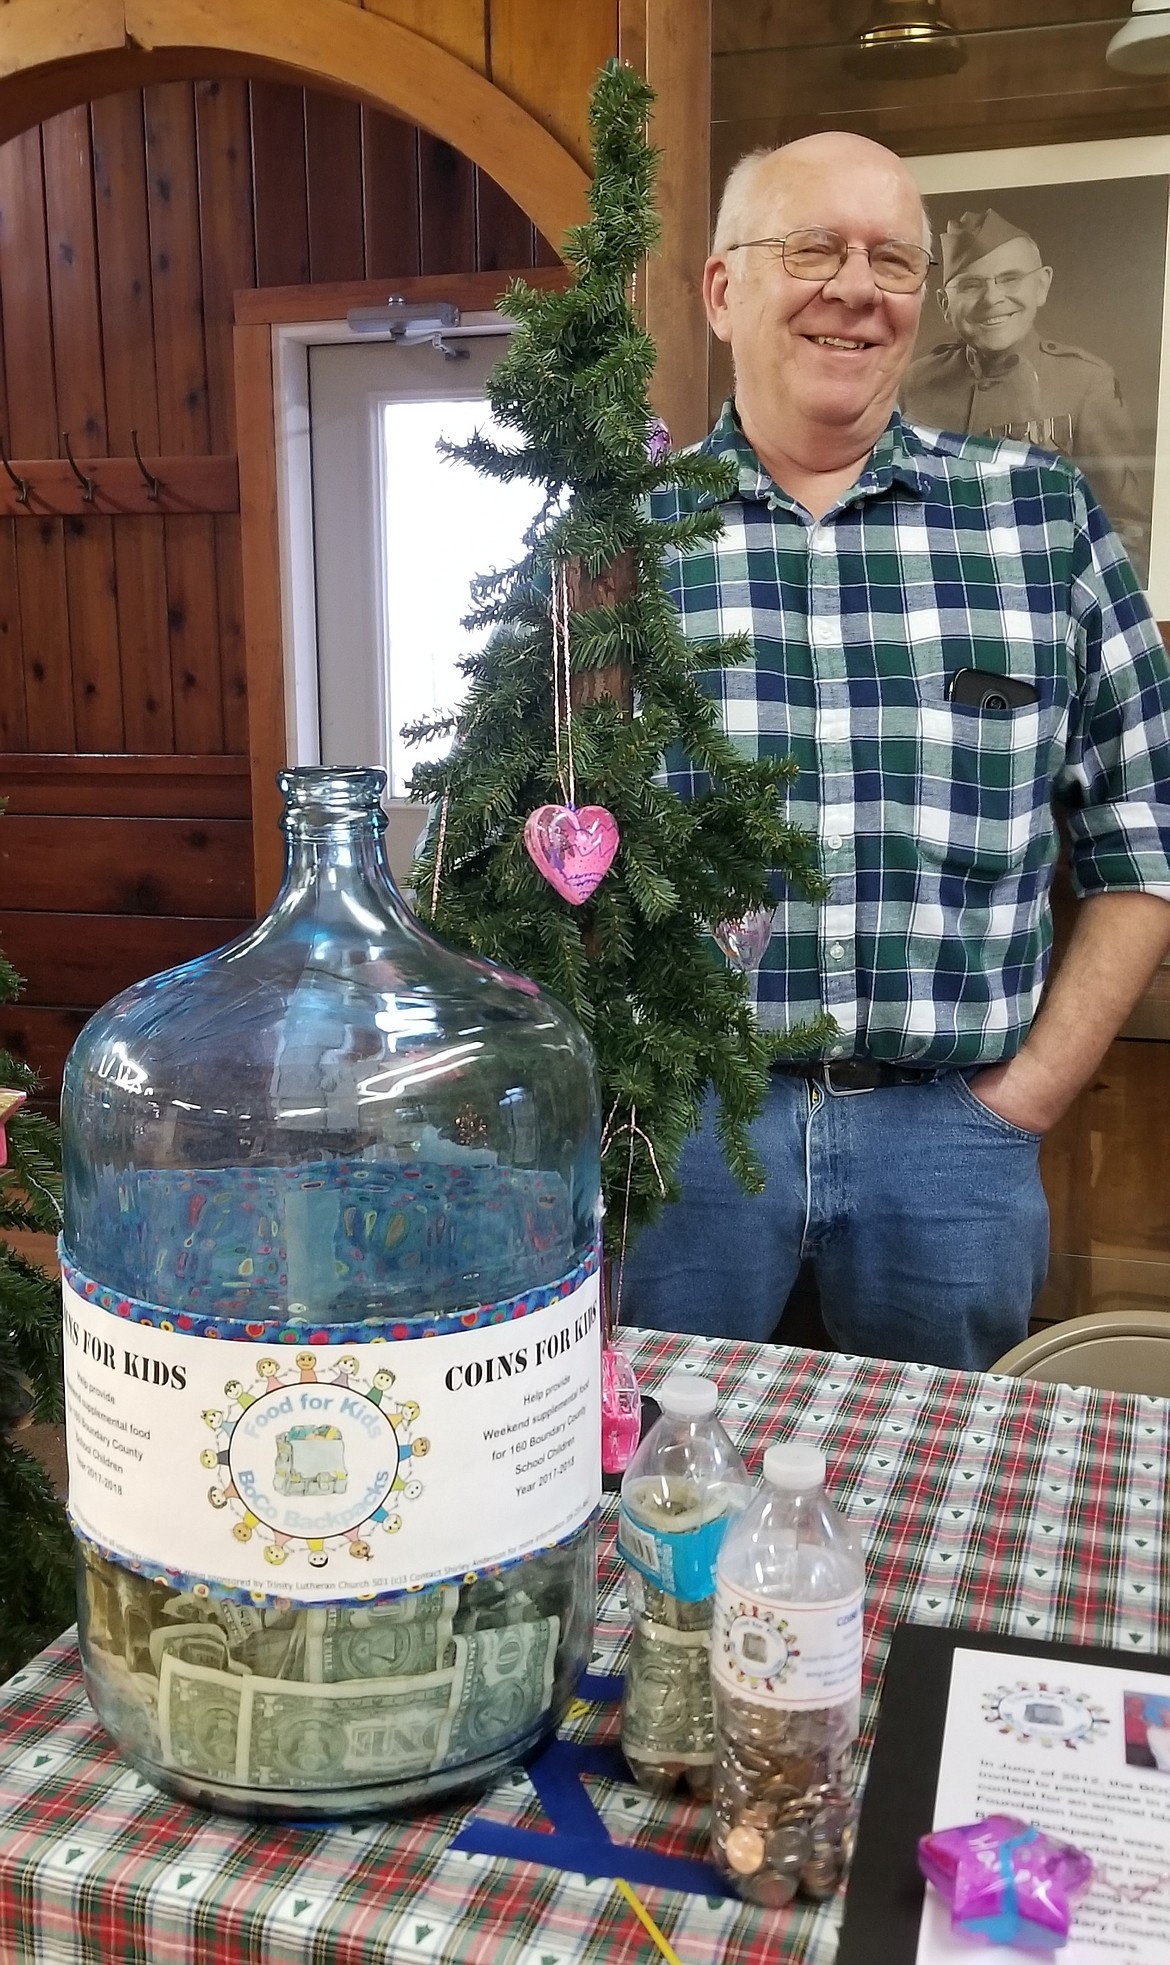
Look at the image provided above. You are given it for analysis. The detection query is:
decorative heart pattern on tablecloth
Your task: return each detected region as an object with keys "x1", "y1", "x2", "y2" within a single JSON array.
[
  {"x1": 712, "y1": 906, "x2": 775, "y2": 972},
  {"x1": 524, "y1": 804, "x2": 620, "y2": 905}
]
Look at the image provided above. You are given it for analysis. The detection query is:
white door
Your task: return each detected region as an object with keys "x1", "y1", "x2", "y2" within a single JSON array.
[{"x1": 307, "y1": 330, "x2": 545, "y2": 880}]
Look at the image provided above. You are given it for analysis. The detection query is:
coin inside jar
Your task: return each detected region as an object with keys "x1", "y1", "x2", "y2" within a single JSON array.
[
  {"x1": 766, "y1": 1823, "x2": 812, "y2": 1873},
  {"x1": 723, "y1": 1824, "x2": 766, "y2": 1875}
]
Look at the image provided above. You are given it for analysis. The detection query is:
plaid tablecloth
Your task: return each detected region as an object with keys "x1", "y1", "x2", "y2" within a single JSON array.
[{"x1": 3, "y1": 1329, "x2": 1169, "y2": 1965}]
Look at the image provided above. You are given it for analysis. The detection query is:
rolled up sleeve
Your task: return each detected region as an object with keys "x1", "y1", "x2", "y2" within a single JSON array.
[{"x1": 1059, "y1": 477, "x2": 1170, "y2": 897}]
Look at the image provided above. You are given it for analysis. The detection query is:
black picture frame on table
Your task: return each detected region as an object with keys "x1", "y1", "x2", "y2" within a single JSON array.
[{"x1": 837, "y1": 1621, "x2": 1170, "y2": 1964}]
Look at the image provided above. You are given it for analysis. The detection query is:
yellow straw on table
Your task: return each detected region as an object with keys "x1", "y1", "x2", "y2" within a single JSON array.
[{"x1": 612, "y1": 1876, "x2": 686, "y2": 1965}]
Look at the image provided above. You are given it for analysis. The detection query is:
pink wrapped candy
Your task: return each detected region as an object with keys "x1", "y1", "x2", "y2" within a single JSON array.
[{"x1": 918, "y1": 1815, "x2": 1092, "y2": 1952}]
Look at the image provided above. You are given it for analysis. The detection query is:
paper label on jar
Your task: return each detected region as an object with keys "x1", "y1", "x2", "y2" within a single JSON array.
[
  {"x1": 62, "y1": 1262, "x2": 600, "y2": 1603},
  {"x1": 711, "y1": 1579, "x2": 863, "y2": 1709}
]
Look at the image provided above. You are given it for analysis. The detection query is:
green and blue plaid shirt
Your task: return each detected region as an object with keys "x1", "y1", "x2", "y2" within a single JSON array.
[{"x1": 653, "y1": 402, "x2": 1170, "y2": 1068}]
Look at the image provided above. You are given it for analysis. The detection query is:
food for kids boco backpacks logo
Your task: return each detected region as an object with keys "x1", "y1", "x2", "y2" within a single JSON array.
[{"x1": 200, "y1": 1351, "x2": 427, "y2": 1572}]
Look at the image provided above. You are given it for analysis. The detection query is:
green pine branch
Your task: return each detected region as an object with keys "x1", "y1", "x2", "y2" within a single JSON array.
[
  {"x1": 407, "y1": 58, "x2": 830, "y2": 1255},
  {"x1": 0, "y1": 921, "x2": 71, "y2": 1675}
]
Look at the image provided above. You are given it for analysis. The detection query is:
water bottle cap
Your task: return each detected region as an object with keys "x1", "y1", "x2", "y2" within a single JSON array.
[
  {"x1": 658, "y1": 1373, "x2": 719, "y2": 1417},
  {"x1": 763, "y1": 1441, "x2": 826, "y2": 1489}
]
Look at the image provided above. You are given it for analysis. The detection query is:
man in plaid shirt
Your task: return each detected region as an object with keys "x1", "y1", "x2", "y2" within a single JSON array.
[{"x1": 625, "y1": 131, "x2": 1170, "y2": 1370}]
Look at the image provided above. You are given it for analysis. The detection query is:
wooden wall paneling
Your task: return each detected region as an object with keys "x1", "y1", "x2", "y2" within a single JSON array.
[
  {"x1": 41, "y1": 106, "x2": 125, "y2": 751},
  {"x1": 0, "y1": 1004, "x2": 94, "y2": 1093},
  {"x1": 0, "y1": 753, "x2": 251, "y2": 817},
  {"x1": 304, "y1": 91, "x2": 366, "y2": 284},
  {"x1": 145, "y1": 84, "x2": 224, "y2": 752},
  {"x1": 213, "y1": 511, "x2": 249, "y2": 754},
  {"x1": 0, "y1": 130, "x2": 73, "y2": 751},
  {"x1": 0, "y1": 814, "x2": 253, "y2": 916},
  {"x1": 163, "y1": 514, "x2": 224, "y2": 752},
  {"x1": 361, "y1": 0, "x2": 487, "y2": 71},
  {"x1": 361, "y1": 108, "x2": 421, "y2": 279},
  {"x1": 476, "y1": 172, "x2": 535, "y2": 272},
  {"x1": 488, "y1": 0, "x2": 617, "y2": 172},
  {"x1": 144, "y1": 83, "x2": 210, "y2": 452},
  {"x1": 16, "y1": 519, "x2": 73, "y2": 751},
  {"x1": 0, "y1": 128, "x2": 58, "y2": 455},
  {"x1": 112, "y1": 515, "x2": 175, "y2": 750},
  {"x1": 233, "y1": 318, "x2": 283, "y2": 910},
  {"x1": 194, "y1": 78, "x2": 256, "y2": 454},
  {"x1": 41, "y1": 106, "x2": 107, "y2": 454},
  {"x1": 419, "y1": 133, "x2": 476, "y2": 273},
  {"x1": 249, "y1": 81, "x2": 310, "y2": 288},
  {"x1": 62, "y1": 514, "x2": 124, "y2": 751},
  {"x1": 0, "y1": 909, "x2": 250, "y2": 1007},
  {"x1": 643, "y1": 0, "x2": 711, "y2": 447},
  {"x1": 0, "y1": 524, "x2": 25, "y2": 750},
  {"x1": 91, "y1": 90, "x2": 159, "y2": 452},
  {"x1": 92, "y1": 83, "x2": 176, "y2": 749}
]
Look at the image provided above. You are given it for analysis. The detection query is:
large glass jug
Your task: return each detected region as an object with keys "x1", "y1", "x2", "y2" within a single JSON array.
[{"x1": 61, "y1": 767, "x2": 602, "y2": 1818}]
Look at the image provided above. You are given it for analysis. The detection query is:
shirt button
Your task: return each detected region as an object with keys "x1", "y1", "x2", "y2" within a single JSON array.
[
  {"x1": 826, "y1": 833, "x2": 842, "y2": 850},
  {"x1": 829, "y1": 942, "x2": 846, "y2": 960}
]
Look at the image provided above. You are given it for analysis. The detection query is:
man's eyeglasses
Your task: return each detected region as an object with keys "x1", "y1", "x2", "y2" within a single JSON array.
[{"x1": 726, "y1": 228, "x2": 935, "y2": 295}]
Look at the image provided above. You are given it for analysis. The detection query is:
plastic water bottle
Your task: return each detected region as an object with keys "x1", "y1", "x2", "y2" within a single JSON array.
[
  {"x1": 617, "y1": 1372, "x2": 751, "y2": 1795},
  {"x1": 710, "y1": 1440, "x2": 863, "y2": 1905}
]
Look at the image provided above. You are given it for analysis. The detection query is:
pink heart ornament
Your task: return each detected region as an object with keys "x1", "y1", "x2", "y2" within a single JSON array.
[
  {"x1": 713, "y1": 906, "x2": 776, "y2": 972},
  {"x1": 524, "y1": 803, "x2": 620, "y2": 906}
]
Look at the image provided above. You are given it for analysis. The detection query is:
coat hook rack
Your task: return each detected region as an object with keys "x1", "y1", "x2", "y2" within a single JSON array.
[
  {"x1": 60, "y1": 431, "x2": 96, "y2": 503},
  {"x1": 130, "y1": 428, "x2": 161, "y2": 500},
  {"x1": 0, "y1": 437, "x2": 28, "y2": 505}
]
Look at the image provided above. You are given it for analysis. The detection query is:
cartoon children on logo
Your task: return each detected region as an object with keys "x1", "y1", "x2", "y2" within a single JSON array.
[{"x1": 201, "y1": 1349, "x2": 429, "y2": 1571}]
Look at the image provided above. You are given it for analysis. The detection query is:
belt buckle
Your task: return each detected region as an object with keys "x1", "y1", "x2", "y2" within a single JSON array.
[{"x1": 823, "y1": 1060, "x2": 879, "y2": 1096}]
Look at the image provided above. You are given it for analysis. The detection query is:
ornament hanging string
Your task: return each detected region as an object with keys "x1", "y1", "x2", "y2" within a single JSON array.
[
  {"x1": 601, "y1": 1098, "x2": 665, "y2": 1337},
  {"x1": 550, "y1": 560, "x2": 576, "y2": 808},
  {"x1": 429, "y1": 791, "x2": 450, "y2": 919}
]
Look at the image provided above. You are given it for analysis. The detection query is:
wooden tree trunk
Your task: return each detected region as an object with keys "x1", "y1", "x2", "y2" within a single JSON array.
[{"x1": 566, "y1": 550, "x2": 635, "y2": 719}]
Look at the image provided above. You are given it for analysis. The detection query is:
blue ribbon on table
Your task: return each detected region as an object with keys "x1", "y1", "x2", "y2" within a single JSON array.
[{"x1": 450, "y1": 1673, "x2": 735, "y2": 1899}]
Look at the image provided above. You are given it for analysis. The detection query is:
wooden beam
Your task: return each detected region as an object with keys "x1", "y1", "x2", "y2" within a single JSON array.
[
  {"x1": 234, "y1": 265, "x2": 567, "y2": 327},
  {"x1": 233, "y1": 320, "x2": 285, "y2": 913},
  {"x1": 125, "y1": 0, "x2": 590, "y2": 249},
  {"x1": 642, "y1": 0, "x2": 711, "y2": 448},
  {"x1": 0, "y1": 0, "x2": 123, "y2": 81}
]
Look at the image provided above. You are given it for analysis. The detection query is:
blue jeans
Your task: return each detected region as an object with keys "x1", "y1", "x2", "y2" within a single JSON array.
[{"x1": 621, "y1": 1072, "x2": 1049, "y2": 1371}]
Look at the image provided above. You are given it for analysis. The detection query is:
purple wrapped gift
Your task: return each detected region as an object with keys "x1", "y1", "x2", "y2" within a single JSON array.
[{"x1": 918, "y1": 1815, "x2": 1093, "y2": 1952}]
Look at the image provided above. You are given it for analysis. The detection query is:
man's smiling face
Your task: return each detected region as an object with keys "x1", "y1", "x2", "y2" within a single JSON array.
[
  {"x1": 939, "y1": 238, "x2": 1052, "y2": 357},
  {"x1": 705, "y1": 142, "x2": 928, "y2": 446}
]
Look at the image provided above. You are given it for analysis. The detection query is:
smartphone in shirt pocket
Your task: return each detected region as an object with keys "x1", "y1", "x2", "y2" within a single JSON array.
[{"x1": 947, "y1": 668, "x2": 1040, "y2": 713}]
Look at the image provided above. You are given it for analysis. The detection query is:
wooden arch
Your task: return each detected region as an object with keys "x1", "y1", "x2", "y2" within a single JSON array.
[{"x1": 0, "y1": 0, "x2": 591, "y2": 244}]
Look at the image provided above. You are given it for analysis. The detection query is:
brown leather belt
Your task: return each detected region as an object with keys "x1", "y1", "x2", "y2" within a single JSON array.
[{"x1": 772, "y1": 1059, "x2": 945, "y2": 1091}]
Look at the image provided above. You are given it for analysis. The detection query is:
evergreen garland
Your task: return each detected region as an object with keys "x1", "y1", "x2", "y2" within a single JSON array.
[
  {"x1": 0, "y1": 936, "x2": 73, "y2": 1680},
  {"x1": 410, "y1": 59, "x2": 832, "y2": 1253}
]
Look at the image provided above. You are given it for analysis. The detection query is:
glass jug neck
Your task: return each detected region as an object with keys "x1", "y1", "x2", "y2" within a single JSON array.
[{"x1": 274, "y1": 766, "x2": 406, "y2": 916}]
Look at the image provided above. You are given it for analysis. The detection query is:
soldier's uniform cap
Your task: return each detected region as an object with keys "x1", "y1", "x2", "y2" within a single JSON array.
[{"x1": 941, "y1": 208, "x2": 1041, "y2": 283}]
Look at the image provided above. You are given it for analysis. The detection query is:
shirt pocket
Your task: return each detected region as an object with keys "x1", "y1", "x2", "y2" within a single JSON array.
[{"x1": 912, "y1": 696, "x2": 1056, "y2": 880}]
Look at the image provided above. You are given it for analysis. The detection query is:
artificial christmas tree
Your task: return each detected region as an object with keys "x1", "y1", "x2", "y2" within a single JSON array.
[
  {"x1": 0, "y1": 937, "x2": 72, "y2": 1679},
  {"x1": 409, "y1": 58, "x2": 831, "y2": 1266}
]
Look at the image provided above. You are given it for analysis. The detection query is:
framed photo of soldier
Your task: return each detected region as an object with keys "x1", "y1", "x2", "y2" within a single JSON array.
[{"x1": 905, "y1": 137, "x2": 1170, "y2": 614}]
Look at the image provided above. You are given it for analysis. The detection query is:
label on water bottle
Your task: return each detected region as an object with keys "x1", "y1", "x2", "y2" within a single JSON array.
[
  {"x1": 61, "y1": 1249, "x2": 601, "y2": 1604},
  {"x1": 712, "y1": 1578, "x2": 863, "y2": 1709},
  {"x1": 617, "y1": 1504, "x2": 730, "y2": 1603}
]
